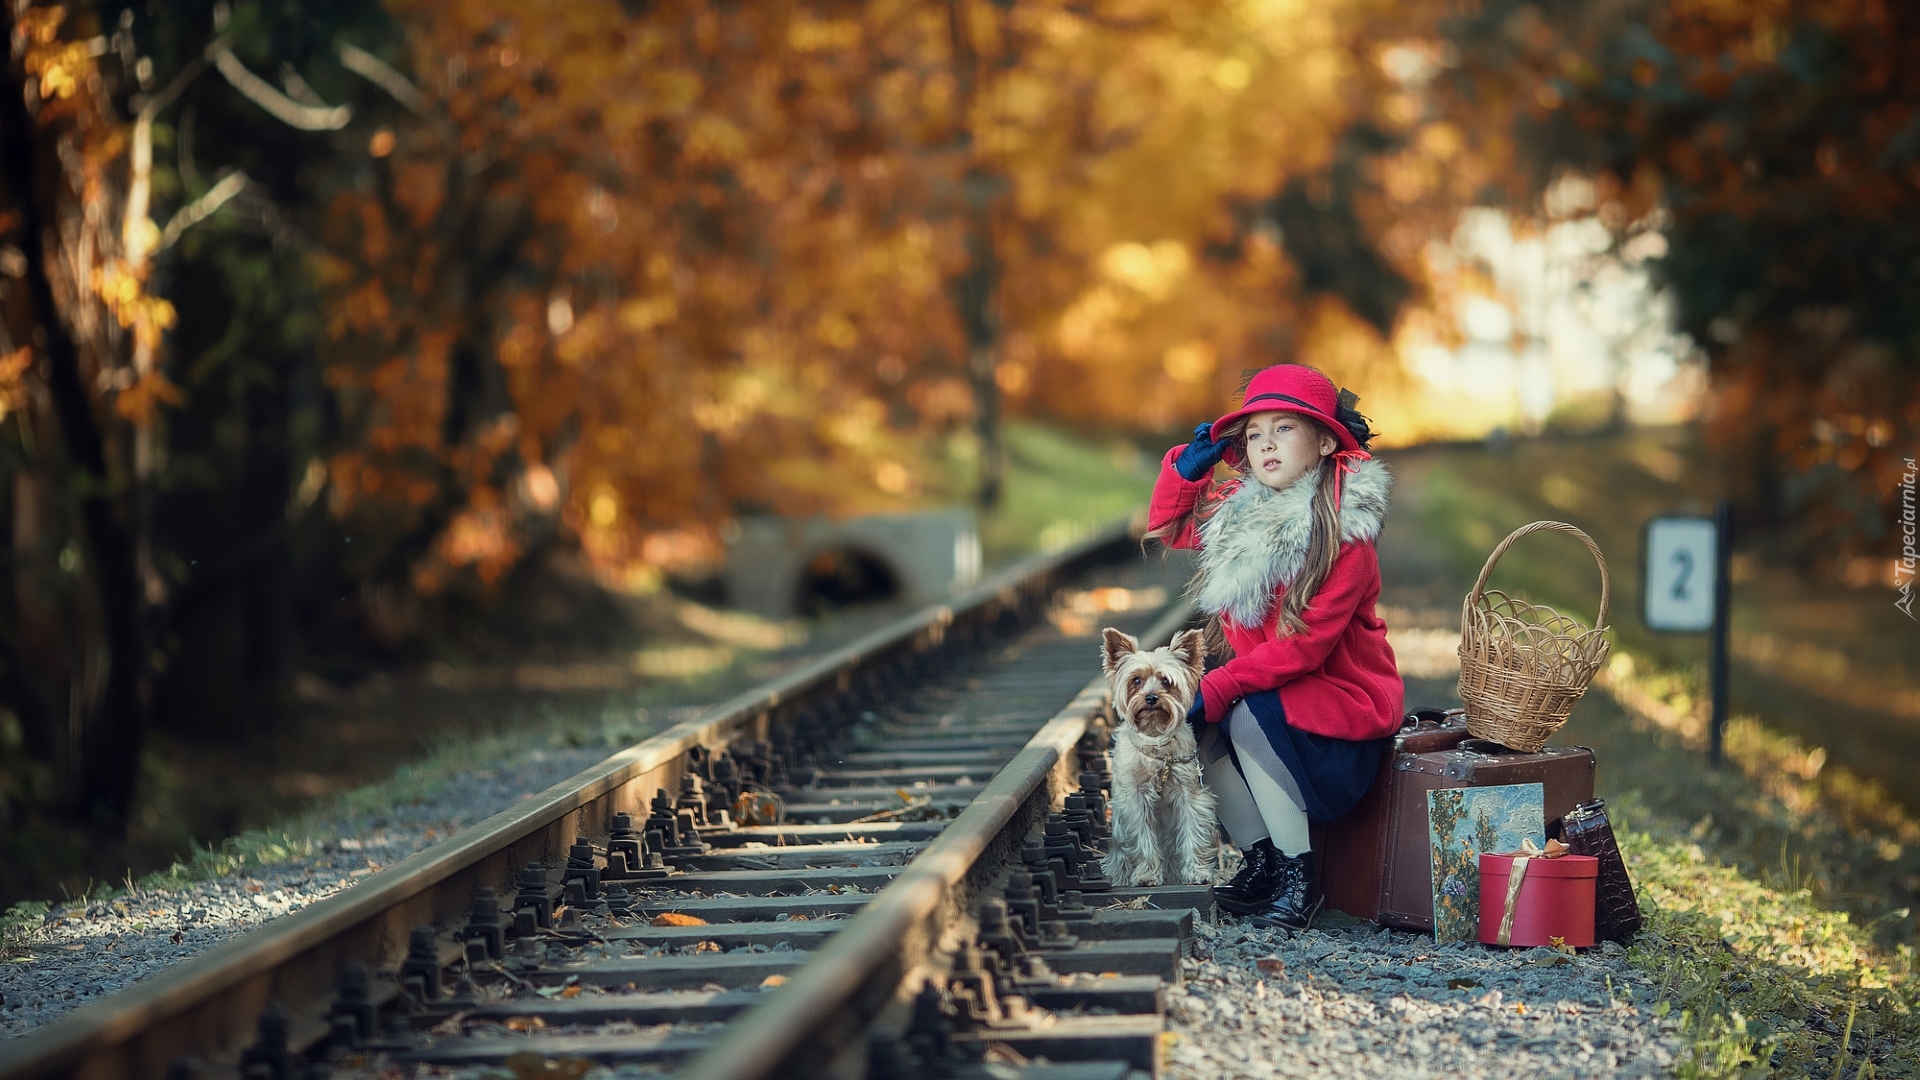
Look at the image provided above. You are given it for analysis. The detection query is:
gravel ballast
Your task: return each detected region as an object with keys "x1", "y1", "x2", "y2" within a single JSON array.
[
  {"x1": 1165, "y1": 913, "x2": 1682, "y2": 1078},
  {"x1": 0, "y1": 743, "x2": 626, "y2": 1040}
]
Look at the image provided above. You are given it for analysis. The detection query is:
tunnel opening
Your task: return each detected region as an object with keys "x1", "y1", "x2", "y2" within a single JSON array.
[{"x1": 793, "y1": 546, "x2": 901, "y2": 617}]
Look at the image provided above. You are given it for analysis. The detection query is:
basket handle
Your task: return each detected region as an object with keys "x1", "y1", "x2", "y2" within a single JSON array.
[{"x1": 1466, "y1": 520, "x2": 1611, "y2": 630}]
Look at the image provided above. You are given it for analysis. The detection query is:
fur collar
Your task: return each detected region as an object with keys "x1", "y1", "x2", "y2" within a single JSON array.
[{"x1": 1194, "y1": 455, "x2": 1390, "y2": 628}]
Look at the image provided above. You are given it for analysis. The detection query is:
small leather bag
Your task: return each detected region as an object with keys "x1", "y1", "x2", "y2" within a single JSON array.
[{"x1": 1550, "y1": 798, "x2": 1642, "y2": 941}]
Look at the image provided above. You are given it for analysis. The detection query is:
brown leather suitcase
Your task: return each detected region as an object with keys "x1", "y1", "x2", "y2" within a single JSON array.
[
  {"x1": 1312, "y1": 707, "x2": 1471, "y2": 924},
  {"x1": 1316, "y1": 726, "x2": 1597, "y2": 931}
]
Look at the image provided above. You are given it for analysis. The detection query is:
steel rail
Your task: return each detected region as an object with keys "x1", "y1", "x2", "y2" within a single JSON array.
[
  {"x1": 0, "y1": 516, "x2": 1147, "y2": 1080},
  {"x1": 676, "y1": 598, "x2": 1196, "y2": 1080}
]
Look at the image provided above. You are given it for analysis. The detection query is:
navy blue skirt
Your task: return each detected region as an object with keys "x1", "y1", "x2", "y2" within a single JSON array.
[{"x1": 1215, "y1": 689, "x2": 1389, "y2": 823}]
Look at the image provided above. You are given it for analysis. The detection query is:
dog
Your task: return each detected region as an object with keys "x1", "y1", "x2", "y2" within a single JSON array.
[{"x1": 1098, "y1": 626, "x2": 1219, "y2": 887}]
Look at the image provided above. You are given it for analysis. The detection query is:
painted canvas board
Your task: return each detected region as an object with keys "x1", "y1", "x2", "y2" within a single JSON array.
[{"x1": 1428, "y1": 783, "x2": 1545, "y2": 943}]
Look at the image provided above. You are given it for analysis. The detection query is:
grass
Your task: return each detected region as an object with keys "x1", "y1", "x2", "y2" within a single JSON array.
[
  {"x1": 978, "y1": 421, "x2": 1155, "y2": 561},
  {"x1": 1393, "y1": 428, "x2": 1920, "y2": 1077},
  {"x1": 1618, "y1": 822, "x2": 1912, "y2": 1077}
]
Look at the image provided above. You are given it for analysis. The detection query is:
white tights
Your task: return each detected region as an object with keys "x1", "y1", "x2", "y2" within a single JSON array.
[{"x1": 1197, "y1": 700, "x2": 1312, "y2": 857}]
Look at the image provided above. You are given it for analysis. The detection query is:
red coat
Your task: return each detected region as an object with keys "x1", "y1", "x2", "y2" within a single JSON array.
[{"x1": 1149, "y1": 444, "x2": 1404, "y2": 741}]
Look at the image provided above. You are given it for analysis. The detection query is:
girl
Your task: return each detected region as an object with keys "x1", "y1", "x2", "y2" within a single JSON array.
[{"x1": 1146, "y1": 363, "x2": 1403, "y2": 930}]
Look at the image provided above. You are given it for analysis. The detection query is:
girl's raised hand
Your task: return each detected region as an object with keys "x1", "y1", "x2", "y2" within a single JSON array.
[{"x1": 1173, "y1": 423, "x2": 1229, "y2": 481}]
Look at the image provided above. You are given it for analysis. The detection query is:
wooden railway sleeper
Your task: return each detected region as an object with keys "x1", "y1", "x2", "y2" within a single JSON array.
[{"x1": 344, "y1": 674, "x2": 1128, "y2": 1076}]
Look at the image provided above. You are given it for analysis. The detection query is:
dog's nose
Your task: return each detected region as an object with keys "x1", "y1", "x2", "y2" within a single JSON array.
[{"x1": 1143, "y1": 693, "x2": 1159, "y2": 707}]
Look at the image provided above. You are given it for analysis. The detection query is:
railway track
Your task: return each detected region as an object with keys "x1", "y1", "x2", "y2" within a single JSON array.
[{"x1": 0, "y1": 522, "x2": 1204, "y2": 1080}]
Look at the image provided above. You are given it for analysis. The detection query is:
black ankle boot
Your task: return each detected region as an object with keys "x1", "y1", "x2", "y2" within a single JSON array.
[
  {"x1": 1212, "y1": 839, "x2": 1284, "y2": 914},
  {"x1": 1246, "y1": 849, "x2": 1322, "y2": 932}
]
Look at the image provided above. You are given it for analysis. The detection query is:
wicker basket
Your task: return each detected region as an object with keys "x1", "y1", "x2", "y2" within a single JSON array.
[{"x1": 1456, "y1": 521, "x2": 1613, "y2": 753}]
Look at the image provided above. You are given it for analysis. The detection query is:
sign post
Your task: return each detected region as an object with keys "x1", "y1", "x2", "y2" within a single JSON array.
[{"x1": 1641, "y1": 501, "x2": 1734, "y2": 766}]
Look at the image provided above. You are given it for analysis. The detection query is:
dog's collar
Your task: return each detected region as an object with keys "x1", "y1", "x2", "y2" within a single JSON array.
[{"x1": 1135, "y1": 742, "x2": 1198, "y2": 767}]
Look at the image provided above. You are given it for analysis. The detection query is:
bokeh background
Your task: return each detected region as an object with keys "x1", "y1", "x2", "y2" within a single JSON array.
[{"x1": 3, "y1": 0, "x2": 1915, "y2": 902}]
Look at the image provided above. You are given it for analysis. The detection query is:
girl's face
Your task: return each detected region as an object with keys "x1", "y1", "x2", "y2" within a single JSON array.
[{"x1": 1242, "y1": 410, "x2": 1337, "y2": 492}]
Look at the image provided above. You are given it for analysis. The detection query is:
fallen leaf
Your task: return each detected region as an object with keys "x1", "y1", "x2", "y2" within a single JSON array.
[
  {"x1": 502, "y1": 1050, "x2": 591, "y2": 1080},
  {"x1": 651, "y1": 912, "x2": 707, "y2": 927},
  {"x1": 60, "y1": 944, "x2": 85, "y2": 952},
  {"x1": 504, "y1": 1016, "x2": 546, "y2": 1032},
  {"x1": 559, "y1": 985, "x2": 582, "y2": 998},
  {"x1": 761, "y1": 974, "x2": 787, "y2": 987},
  {"x1": 1255, "y1": 956, "x2": 1286, "y2": 977},
  {"x1": 693, "y1": 940, "x2": 721, "y2": 953},
  {"x1": 785, "y1": 914, "x2": 809, "y2": 921},
  {"x1": 982, "y1": 1043, "x2": 1030, "y2": 1066}
]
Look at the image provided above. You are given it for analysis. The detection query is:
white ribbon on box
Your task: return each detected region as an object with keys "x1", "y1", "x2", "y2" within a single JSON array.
[{"x1": 1494, "y1": 837, "x2": 1569, "y2": 946}]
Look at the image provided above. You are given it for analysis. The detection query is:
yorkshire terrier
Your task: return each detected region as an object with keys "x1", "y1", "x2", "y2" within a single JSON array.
[{"x1": 1098, "y1": 627, "x2": 1219, "y2": 887}]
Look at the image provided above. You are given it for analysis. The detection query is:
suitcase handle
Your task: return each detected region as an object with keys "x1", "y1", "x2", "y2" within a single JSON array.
[
  {"x1": 1402, "y1": 706, "x2": 1466, "y2": 732},
  {"x1": 1455, "y1": 737, "x2": 1522, "y2": 755},
  {"x1": 1452, "y1": 737, "x2": 1581, "y2": 757}
]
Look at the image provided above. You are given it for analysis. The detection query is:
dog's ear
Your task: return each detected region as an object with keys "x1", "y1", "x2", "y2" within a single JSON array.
[
  {"x1": 1168, "y1": 628, "x2": 1207, "y2": 677},
  {"x1": 1100, "y1": 627, "x2": 1138, "y2": 675}
]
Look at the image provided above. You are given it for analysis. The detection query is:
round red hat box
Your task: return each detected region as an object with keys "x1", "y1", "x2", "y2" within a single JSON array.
[{"x1": 1477, "y1": 851, "x2": 1599, "y2": 948}]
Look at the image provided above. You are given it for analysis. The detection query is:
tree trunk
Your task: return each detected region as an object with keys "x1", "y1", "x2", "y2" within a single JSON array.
[
  {"x1": 0, "y1": 19, "x2": 152, "y2": 828},
  {"x1": 948, "y1": 0, "x2": 1006, "y2": 510},
  {"x1": 957, "y1": 180, "x2": 1004, "y2": 510}
]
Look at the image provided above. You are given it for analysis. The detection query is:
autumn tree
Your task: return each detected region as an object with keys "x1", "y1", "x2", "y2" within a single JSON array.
[
  {"x1": 1428, "y1": 0, "x2": 1920, "y2": 569},
  {"x1": 1, "y1": 0, "x2": 384, "y2": 831},
  {"x1": 3, "y1": 0, "x2": 1476, "y2": 856},
  {"x1": 317, "y1": 1, "x2": 989, "y2": 614}
]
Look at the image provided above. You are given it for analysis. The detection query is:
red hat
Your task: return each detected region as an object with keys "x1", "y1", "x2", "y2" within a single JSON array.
[{"x1": 1213, "y1": 364, "x2": 1363, "y2": 466}]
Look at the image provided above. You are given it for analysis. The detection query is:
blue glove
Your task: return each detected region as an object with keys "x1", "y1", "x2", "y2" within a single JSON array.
[
  {"x1": 1186, "y1": 690, "x2": 1207, "y2": 723},
  {"x1": 1172, "y1": 423, "x2": 1227, "y2": 481}
]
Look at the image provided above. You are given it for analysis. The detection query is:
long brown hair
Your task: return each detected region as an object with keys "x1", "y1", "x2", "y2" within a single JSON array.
[{"x1": 1145, "y1": 415, "x2": 1344, "y2": 658}]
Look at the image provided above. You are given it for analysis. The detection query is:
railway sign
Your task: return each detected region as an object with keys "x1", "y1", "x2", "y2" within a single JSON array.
[
  {"x1": 1642, "y1": 516, "x2": 1717, "y2": 632},
  {"x1": 1640, "y1": 504, "x2": 1735, "y2": 766}
]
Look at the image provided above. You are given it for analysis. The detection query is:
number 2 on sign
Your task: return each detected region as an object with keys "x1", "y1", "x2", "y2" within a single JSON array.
[{"x1": 1669, "y1": 548, "x2": 1693, "y2": 600}]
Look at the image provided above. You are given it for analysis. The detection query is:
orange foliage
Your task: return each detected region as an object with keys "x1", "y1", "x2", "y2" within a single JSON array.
[
  {"x1": 12, "y1": 4, "x2": 176, "y2": 432},
  {"x1": 327, "y1": 0, "x2": 1434, "y2": 589}
]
